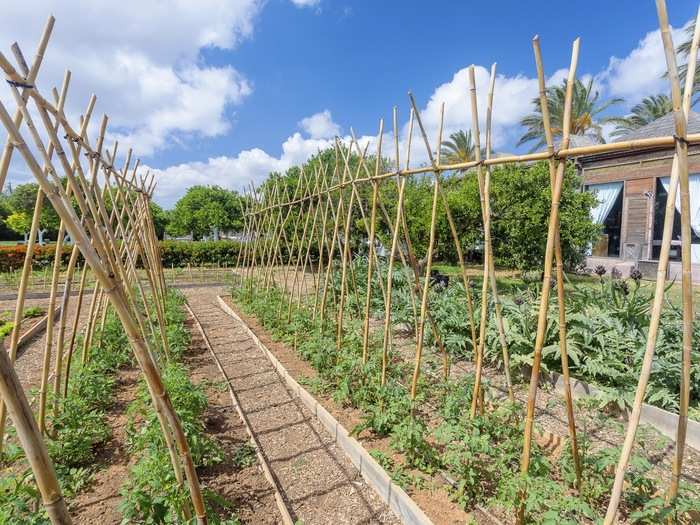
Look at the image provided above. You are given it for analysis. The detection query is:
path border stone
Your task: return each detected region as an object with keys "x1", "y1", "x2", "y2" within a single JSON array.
[
  {"x1": 216, "y1": 295, "x2": 433, "y2": 525},
  {"x1": 538, "y1": 370, "x2": 700, "y2": 451}
]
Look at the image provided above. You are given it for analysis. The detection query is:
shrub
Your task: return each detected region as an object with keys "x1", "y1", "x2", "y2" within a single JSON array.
[
  {"x1": 158, "y1": 240, "x2": 242, "y2": 267},
  {"x1": 0, "y1": 244, "x2": 76, "y2": 272},
  {"x1": 0, "y1": 240, "x2": 243, "y2": 272}
]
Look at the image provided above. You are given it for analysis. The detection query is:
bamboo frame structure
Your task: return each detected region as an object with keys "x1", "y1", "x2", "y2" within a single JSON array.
[
  {"x1": 231, "y1": 3, "x2": 698, "y2": 523},
  {"x1": 0, "y1": 18, "x2": 206, "y2": 524},
  {"x1": 1, "y1": 3, "x2": 698, "y2": 523},
  {"x1": 604, "y1": 2, "x2": 699, "y2": 522}
]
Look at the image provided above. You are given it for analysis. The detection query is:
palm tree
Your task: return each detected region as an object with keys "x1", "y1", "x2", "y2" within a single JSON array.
[
  {"x1": 440, "y1": 130, "x2": 477, "y2": 165},
  {"x1": 608, "y1": 94, "x2": 673, "y2": 138},
  {"x1": 517, "y1": 78, "x2": 624, "y2": 152},
  {"x1": 678, "y1": 21, "x2": 699, "y2": 104}
]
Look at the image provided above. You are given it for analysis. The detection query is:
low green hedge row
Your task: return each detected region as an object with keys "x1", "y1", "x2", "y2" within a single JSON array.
[
  {"x1": 0, "y1": 240, "x2": 245, "y2": 271},
  {"x1": 159, "y1": 240, "x2": 242, "y2": 267}
]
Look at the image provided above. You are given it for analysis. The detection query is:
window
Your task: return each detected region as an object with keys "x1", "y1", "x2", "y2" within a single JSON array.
[
  {"x1": 587, "y1": 182, "x2": 624, "y2": 257},
  {"x1": 651, "y1": 176, "x2": 700, "y2": 261}
]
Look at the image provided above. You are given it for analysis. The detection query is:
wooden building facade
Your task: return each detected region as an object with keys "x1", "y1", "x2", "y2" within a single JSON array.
[{"x1": 578, "y1": 112, "x2": 700, "y2": 280}]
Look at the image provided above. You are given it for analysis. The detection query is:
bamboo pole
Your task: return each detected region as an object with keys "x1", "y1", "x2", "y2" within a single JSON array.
[
  {"x1": 296, "y1": 166, "x2": 324, "y2": 309},
  {"x1": 667, "y1": 4, "x2": 700, "y2": 508},
  {"x1": 406, "y1": 97, "x2": 455, "y2": 381},
  {"x1": 468, "y1": 65, "x2": 491, "y2": 418},
  {"x1": 52, "y1": 245, "x2": 79, "y2": 416},
  {"x1": 408, "y1": 98, "x2": 445, "y2": 400},
  {"x1": 483, "y1": 64, "x2": 514, "y2": 402},
  {"x1": 81, "y1": 284, "x2": 102, "y2": 365},
  {"x1": 381, "y1": 107, "x2": 409, "y2": 385},
  {"x1": 604, "y1": 3, "x2": 698, "y2": 521},
  {"x1": 336, "y1": 141, "x2": 363, "y2": 351},
  {"x1": 361, "y1": 120, "x2": 384, "y2": 363},
  {"x1": 319, "y1": 145, "x2": 352, "y2": 323},
  {"x1": 62, "y1": 264, "x2": 88, "y2": 397},
  {"x1": 0, "y1": 185, "x2": 44, "y2": 453},
  {"x1": 0, "y1": 341, "x2": 72, "y2": 524},
  {"x1": 313, "y1": 161, "x2": 338, "y2": 319},
  {"x1": 0, "y1": 16, "x2": 54, "y2": 191},
  {"x1": 532, "y1": 35, "x2": 581, "y2": 489},
  {"x1": 518, "y1": 38, "x2": 580, "y2": 525}
]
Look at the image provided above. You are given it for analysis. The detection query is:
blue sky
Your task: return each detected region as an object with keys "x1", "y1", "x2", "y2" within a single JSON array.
[{"x1": 1, "y1": 1, "x2": 699, "y2": 207}]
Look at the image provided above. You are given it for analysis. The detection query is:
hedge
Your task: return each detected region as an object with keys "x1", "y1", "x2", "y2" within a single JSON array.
[
  {"x1": 159, "y1": 240, "x2": 242, "y2": 267},
  {"x1": 0, "y1": 240, "x2": 243, "y2": 272},
  {"x1": 0, "y1": 244, "x2": 77, "y2": 272}
]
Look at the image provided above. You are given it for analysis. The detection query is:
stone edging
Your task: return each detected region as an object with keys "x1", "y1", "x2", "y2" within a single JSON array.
[
  {"x1": 216, "y1": 296, "x2": 433, "y2": 525},
  {"x1": 15, "y1": 306, "x2": 61, "y2": 351},
  {"x1": 542, "y1": 370, "x2": 700, "y2": 451}
]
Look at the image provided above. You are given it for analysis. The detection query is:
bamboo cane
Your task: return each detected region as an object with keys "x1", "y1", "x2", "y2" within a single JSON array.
[
  {"x1": 81, "y1": 284, "x2": 102, "y2": 365},
  {"x1": 319, "y1": 144, "x2": 353, "y2": 323},
  {"x1": 336, "y1": 142, "x2": 362, "y2": 350},
  {"x1": 62, "y1": 265, "x2": 88, "y2": 397},
  {"x1": 0, "y1": 186, "x2": 44, "y2": 454},
  {"x1": 604, "y1": 3, "x2": 697, "y2": 521},
  {"x1": 467, "y1": 65, "x2": 491, "y2": 417},
  {"x1": 361, "y1": 120, "x2": 384, "y2": 363},
  {"x1": 532, "y1": 35, "x2": 582, "y2": 490},
  {"x1": 518, "y1": 39, "x2": 580, "y2": 525},
  {"x1": 296, "y1": 166, "x2": 324, "y2": 309},
  {"x1": 667, "y1": 5, "x2": 700, "y2": 508},
  {"x1": 409, "y1": 99, "x2": 445, "y2": 400},
  {"x1": 381, "y1": 107, "x2": 408, "y2": 385},
  {"x1": 0, "y1": 341, "x2": 72, "y2": 524},
  {"x1": 52, "y1": 245, "x2": 79, "y2": 416},
  {"x1": 483, "y1": 64, "x2": 514, "y2": 402},
  {"x1": 313, "y1": 163, "x2": 338, "y2": 319},
  {"x1": 0, "y1": 16, "x2": 54, "y2": 191}
]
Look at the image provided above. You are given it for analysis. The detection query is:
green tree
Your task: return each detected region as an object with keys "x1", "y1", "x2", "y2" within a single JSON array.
[
  {"x1": 440, "y1": 130, "x2": 478, "y2": 166},
  {"x1": 396, "y1": 162, "x2": 600, "y2": 270},
  {"x1": 168, "y1": 185, "x2": 243, "y2": 240},
  {"x1": 518, "y1": 78, "x2": 623, "y2": 151},
  {"x1": 678, "y1": 21, "x2": 700, "y2": 105},
  {"x1": 150, "y1": 202, "x2": 168, "y2": 239},
  {"x1": 5, "y1": 211, "x2": 32, "y2": 239},
  {"x1": 6, "y1": 183, "x2": 60, "y2": 237},
  {"x1": 609, "y1": 94, "x2": 673, "y2": 138}
]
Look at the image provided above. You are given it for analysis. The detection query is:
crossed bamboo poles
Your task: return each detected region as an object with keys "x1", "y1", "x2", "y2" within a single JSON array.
[
  {"x1": 0, "y1": 17, "x2": 207, "y2": 525},
  {"x1": 235, "y1": 1, "x2": 697, "y2": 522},
  {"x1": 0, "y1": 4, "x2": 693, "y2": 523}
]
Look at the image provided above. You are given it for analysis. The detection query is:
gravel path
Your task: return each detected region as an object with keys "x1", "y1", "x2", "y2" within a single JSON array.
[
  {"x1": 2, "y1": 293, "x2": 94, "y2": 400},
  {"x1": 183, "y1": 286, "x2": 399, "y2": 525}
]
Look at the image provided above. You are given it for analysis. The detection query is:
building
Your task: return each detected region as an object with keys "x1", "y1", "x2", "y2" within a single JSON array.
[{"x1": 578, "y1": 111, "x2": 700, "y2": 280}]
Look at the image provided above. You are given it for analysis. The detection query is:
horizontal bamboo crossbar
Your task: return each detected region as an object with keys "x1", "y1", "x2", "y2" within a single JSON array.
[{"x1": 247, "y1": 132, "x2": 700, "y2": 214}]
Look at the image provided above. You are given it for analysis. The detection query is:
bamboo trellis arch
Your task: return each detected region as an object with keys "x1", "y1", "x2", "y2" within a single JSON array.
[
  {"x1": 233, "y1": 2, "x2": 699, "y2": 523},
  {"x1": 0, "y1": 16, "x2": 207, "y2": 525}
]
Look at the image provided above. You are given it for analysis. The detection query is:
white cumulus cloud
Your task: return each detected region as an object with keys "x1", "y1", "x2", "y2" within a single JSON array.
[
  {"x1": 148, "y1": 112, "x2": 380, "y2": 207},
  {"x1": 298, "y1": 110, "x2": 341, "y2": 139},
  {"x1": 596, "y1": 23, "x2": 687, "y2": 105},
  {"x1": 290, "y1": 0, "x2": 321, "y2": 8},
  {"x1": 0, "y1": 0, "x2": 263, "y2": 158}
]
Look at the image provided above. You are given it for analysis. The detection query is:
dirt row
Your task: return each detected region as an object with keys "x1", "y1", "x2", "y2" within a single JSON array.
[{"x1": 6, "y1": 288, "x2": 284, "y2": 524}]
